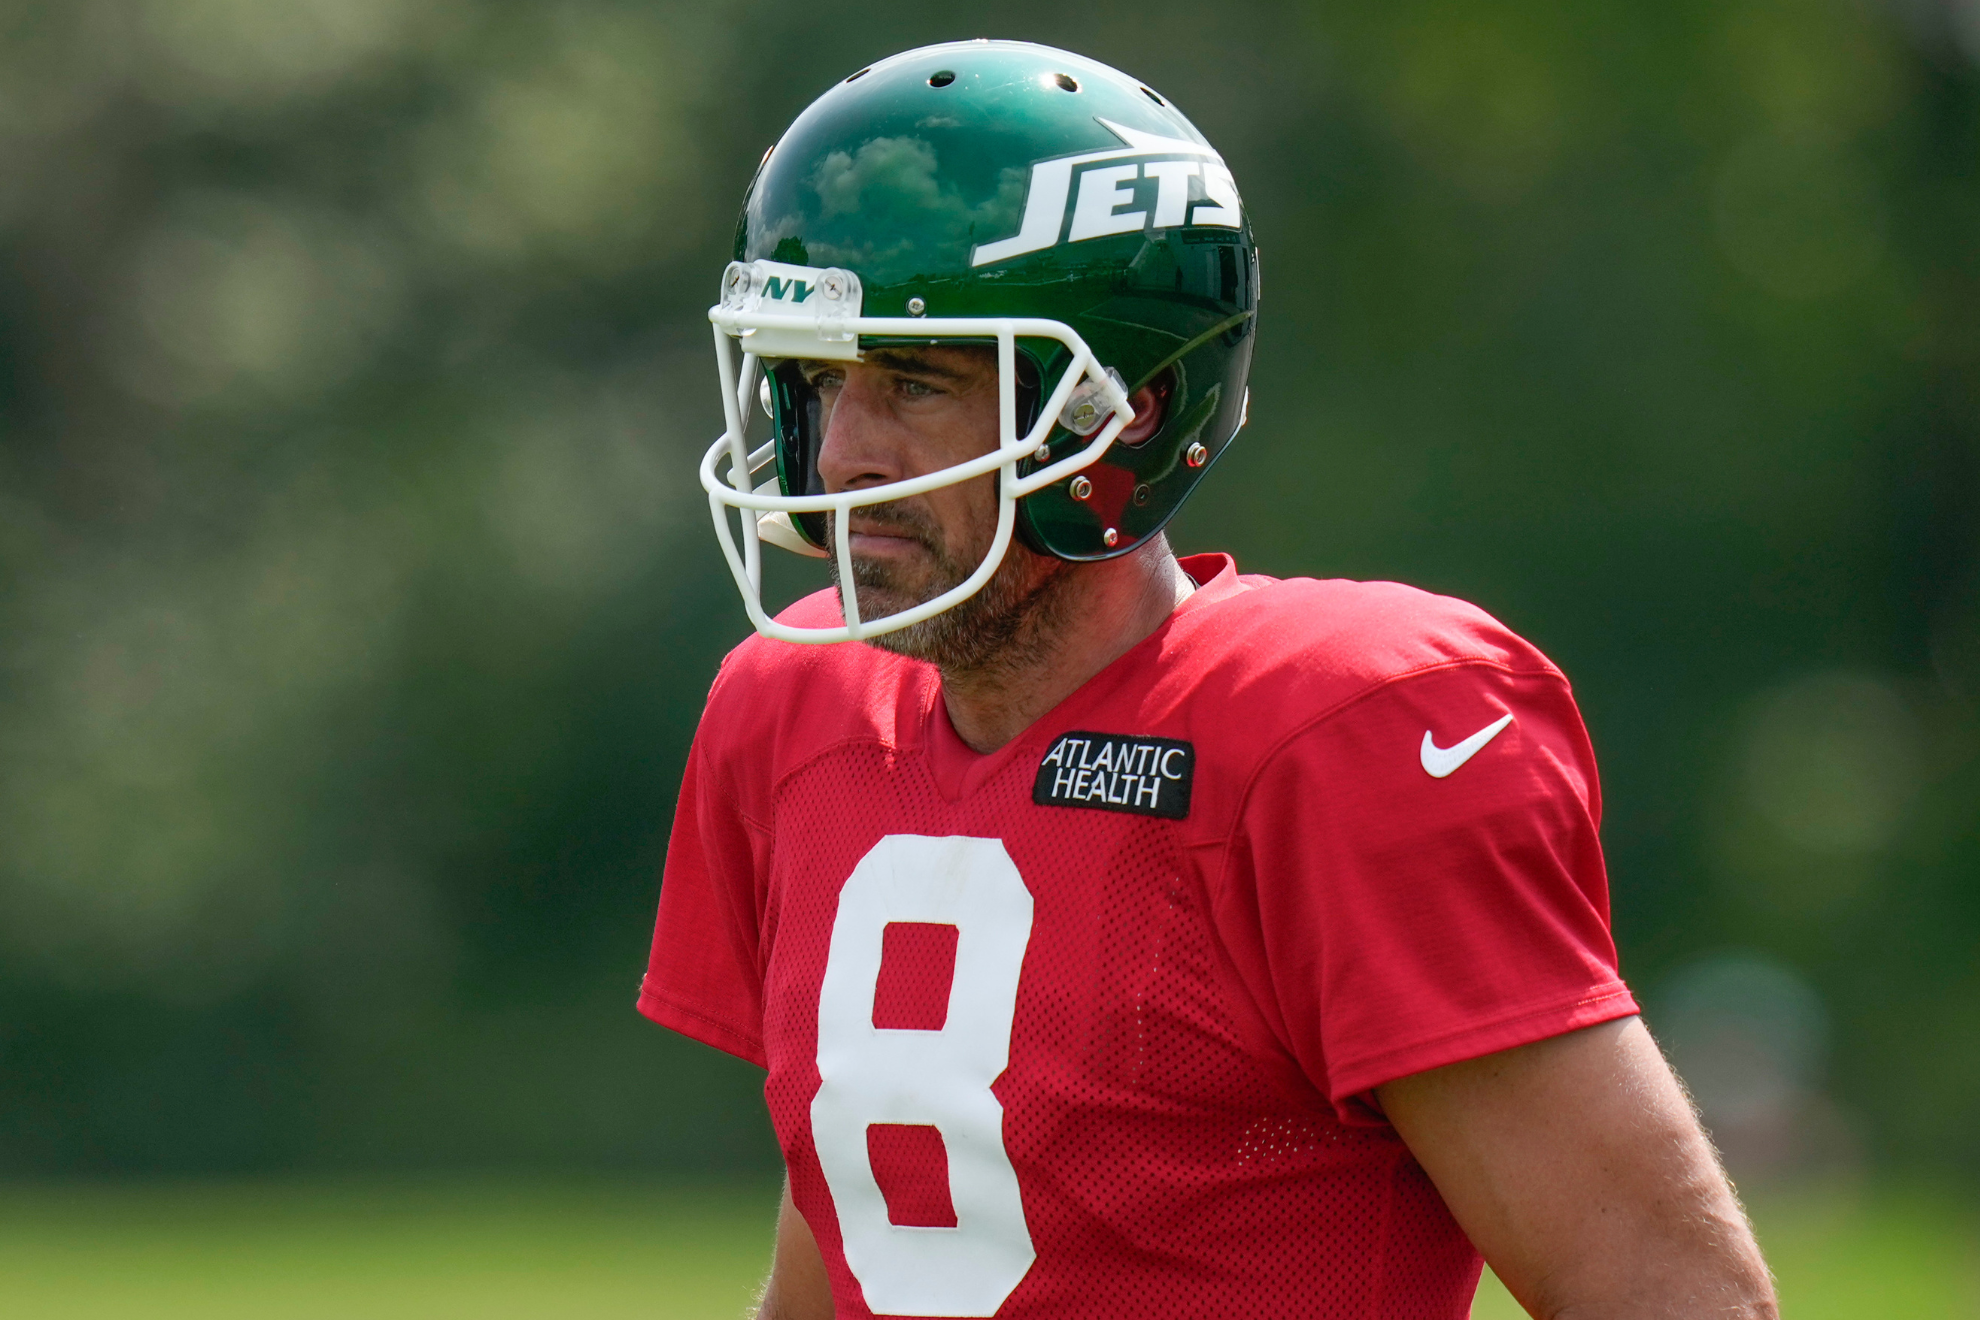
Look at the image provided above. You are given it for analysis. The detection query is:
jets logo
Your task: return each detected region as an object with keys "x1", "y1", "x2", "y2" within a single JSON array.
[{"x1": 971, "y1": 118, "x2": 1242, "y2": 267}]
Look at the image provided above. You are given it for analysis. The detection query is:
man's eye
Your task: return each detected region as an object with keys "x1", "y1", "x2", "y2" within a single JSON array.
[
  {"x1": 900, "y1": 379, "x2": 938, "y2": 397},
  {"x1": 810, "y1": 370, "x2": 845, "y2": 390}
]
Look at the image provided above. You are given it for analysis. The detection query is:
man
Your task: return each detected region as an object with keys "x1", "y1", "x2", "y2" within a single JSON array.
[{"x1": 642, "y1": 40, "x2": 1777, "y2": 1320}]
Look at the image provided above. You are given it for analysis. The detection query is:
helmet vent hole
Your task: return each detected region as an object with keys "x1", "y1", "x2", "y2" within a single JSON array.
[
  {"x1": 1140, "y1": 85, "x2": 1165, "y2": 105},
  {"x1": 928, "y1": 70, "x2": 955, "y2": 87},
  {"x1": 845, "y1": 67, "x2": 870, "y2": 83},
  {"x1": 1053, "y1": 72, "x2": 1079, "y2": 92}
]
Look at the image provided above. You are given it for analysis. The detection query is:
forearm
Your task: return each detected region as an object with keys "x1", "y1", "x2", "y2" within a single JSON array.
[
  {"x1": 1381, "y1": 1018, "x2": 1777, "y2": 1320},
  {"x1": 1518, "y1": 1170, "x2": 1774, "y2": 1319},
  {"x1": 1477, "y1": 1089, "x2": 1771, "y2": 1316},
  {"x1": 757, "y1": 1176, "x2": 835, "y2": 1320}
]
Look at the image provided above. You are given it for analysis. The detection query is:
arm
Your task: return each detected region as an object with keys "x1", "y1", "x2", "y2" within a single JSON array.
[
  {"x1": 757, "y1": 1176, "x2": 835, "y2": 1320},
  {"x1": 1377, "y1": 1016, "x2": 1777, "y2": 1320}
]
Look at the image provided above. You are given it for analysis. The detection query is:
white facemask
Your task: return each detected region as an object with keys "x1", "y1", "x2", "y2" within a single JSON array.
[{"x1": 701, "y1": 258, "x2": 1134, "y2": 645}]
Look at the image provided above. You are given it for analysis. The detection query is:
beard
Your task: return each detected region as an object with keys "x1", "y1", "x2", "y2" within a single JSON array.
[{"x1": 825, "y1": 500, "x2": 1070, "y2": 673}]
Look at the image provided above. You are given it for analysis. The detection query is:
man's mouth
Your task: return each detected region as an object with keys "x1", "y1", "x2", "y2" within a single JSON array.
[
  {"x1": 850, "y1": 530, "x2": 922, "y2": 552},
  {"x1": 845, "y1": 517, "x2": 932, "y2": 557}
]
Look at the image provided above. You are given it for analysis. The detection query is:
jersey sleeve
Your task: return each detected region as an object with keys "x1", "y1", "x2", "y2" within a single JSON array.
[
  {"x1": 1227, "y1": 660, "x2": 1637, "y2": 1121},
  {"x1": 637, "y1": 690, "x2": 772, "y2": 1068}
]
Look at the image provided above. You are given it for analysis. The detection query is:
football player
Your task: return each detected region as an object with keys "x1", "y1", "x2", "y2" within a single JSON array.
[{"x1": 641, "y1": 40, "x2": 1777, "y2": 1320}]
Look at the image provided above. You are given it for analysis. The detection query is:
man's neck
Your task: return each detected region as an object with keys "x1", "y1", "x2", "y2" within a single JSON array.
[{"x1": 939, "y1": 541, "x2": 1196, "y2": 754}]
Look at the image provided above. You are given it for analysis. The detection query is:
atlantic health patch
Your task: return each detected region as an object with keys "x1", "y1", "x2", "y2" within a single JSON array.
[{"x1": 1033, "y1": 731, "x2": 1194, "y2": 820}]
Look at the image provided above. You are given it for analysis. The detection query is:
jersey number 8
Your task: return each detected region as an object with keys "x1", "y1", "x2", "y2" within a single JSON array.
[{"x1": 812, "y1": 834, "x2": 1038, "y2": 1316}]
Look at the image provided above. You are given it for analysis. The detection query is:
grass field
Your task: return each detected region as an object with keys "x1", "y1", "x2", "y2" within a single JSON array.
[{"x1": 0, "y1": 1178, "x2": 1972, "y2": 1318}]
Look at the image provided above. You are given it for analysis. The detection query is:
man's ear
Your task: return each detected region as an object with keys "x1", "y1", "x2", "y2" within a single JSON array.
[{"x1": 1115, "y1": 369, "x2": 1174, "y2": 447}]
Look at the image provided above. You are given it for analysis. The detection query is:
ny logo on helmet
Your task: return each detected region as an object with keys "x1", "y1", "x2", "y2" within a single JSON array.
[
  {"x1": 762, "y1": 276, "x2": 813, "y2": 303},
  {"x1": 971, "y1": 118, "x2": 1242, "y2": 268}
]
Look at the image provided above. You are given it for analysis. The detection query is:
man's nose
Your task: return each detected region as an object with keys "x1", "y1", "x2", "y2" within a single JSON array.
[{"x1": 813, "y1": 371, "x2": 900, "y2": 494}]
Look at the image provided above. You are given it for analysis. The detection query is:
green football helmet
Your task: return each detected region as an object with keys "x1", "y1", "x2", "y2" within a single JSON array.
[{"x1": 702, "y1": 39, "x2": 1259, "y2": 644}]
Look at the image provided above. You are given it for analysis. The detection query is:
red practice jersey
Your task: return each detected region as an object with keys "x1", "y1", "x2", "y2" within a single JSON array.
[{"x1": 641, "y1": 553, "x2": 1636, "y2": 1319}]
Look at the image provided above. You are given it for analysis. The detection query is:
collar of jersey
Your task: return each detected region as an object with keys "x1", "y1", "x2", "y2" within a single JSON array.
[{"x1": 919, "y1": 553, "x2": 1248, "y2": 802}]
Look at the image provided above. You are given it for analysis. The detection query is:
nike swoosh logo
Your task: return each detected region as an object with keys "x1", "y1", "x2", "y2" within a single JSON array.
[{"x1": 1420, "y1": 713, "x2": 1515, "y2": 778}]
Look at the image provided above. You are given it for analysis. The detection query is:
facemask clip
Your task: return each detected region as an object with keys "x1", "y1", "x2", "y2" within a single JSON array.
[{"x1": 1059, "y1": 367, "x2": 1127, "y2": 436}]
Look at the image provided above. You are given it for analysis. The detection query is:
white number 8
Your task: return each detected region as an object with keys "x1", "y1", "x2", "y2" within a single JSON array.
[{"x1": 812, "y1": 834, "x2": 1037, "y2": 1317}]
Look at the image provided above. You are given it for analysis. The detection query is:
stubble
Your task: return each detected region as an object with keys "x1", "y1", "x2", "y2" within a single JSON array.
[{"x1": 824, "y1": 502, "x2": 1073, "y2": 676}]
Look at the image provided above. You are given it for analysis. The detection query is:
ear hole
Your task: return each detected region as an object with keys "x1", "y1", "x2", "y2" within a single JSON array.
[
  {"x1": 845, "y1": 67, "x2": 870, "y2": 83},
  {"x1": 928, "y1": 70, "x2": 955, "y2": 87},
  {"x1": 1140, "y1": 85, "x2": 1166, "y2": 105},
  {"x1": 1118, "y1": 368, "x2": 1177, "y2": 449},
  {"x1": 1053, "y1": 72, "x2": 1079, "y2": 92}
]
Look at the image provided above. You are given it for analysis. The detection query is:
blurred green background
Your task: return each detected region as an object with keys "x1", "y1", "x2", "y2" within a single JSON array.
[{"x1": 1, "y1": 0, "x2": 1977, "y2": 1313}]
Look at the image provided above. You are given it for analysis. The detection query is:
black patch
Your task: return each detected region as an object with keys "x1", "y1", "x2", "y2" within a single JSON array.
[{"x1": 1033, "y1": 731, "x2": 1194, "y2": 820}]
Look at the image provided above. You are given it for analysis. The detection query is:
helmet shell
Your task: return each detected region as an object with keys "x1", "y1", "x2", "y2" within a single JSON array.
[{"x1": 742, "y1": 40, "x2": 1258, "y2": 560}]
